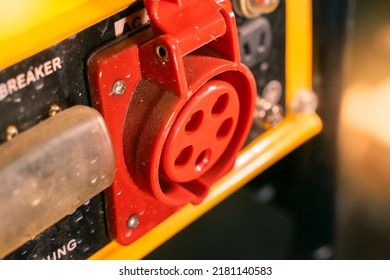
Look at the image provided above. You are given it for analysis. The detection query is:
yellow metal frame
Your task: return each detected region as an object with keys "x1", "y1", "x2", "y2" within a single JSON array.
[
  {"x1": 1, "y1": 0, "x2": 321, "y2": 259},
  {"x1": 0, "y1": 0, "x2": 136, "y2": 70}
]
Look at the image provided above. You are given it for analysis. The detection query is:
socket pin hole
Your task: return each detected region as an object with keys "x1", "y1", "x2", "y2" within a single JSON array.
[
  {"x1": 175, "y1": 146, "x2": 193, "y2": 167},
  {"x1": 217, "y1": 118, "x2": 234, "y2": 140},
  {"x1": 185, "y1": 110, "x2": 204, "y2": 133},
  {"x1": 195, "y1": 149, "x2": 211, "y2": 172},
  {"x1": 212, "y1": 93, "x2": 229, "y2": 116}
]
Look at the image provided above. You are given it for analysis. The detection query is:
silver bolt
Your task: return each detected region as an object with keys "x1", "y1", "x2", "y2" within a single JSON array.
[
  {"x1": 112, "y1": 80, "x2": 127, "y2": 96},
  {"x1": 291, "y1": 89, "x2": 318, "y2": 114},
  {"x1": 127, "y1": 214, "x2": 140, "y2": 229},
  {"x1": 256, "y1": 97, "x2": 272, "y2": 111},
  {"x1": 262, "y1": 80, "x2": 282, "y2": 106},
  {"x1": 254, "y1": 96, "x2": 284, "y2": 129},
  {"x1": 6, "y1": 125, "x2": 18, "y2": 141},
  {"x1": 49, "y1": 104, "x2": 62, "y2": 117},
  {"x1": 267, "y1": 105, "x2": 283, "y2": 126}
]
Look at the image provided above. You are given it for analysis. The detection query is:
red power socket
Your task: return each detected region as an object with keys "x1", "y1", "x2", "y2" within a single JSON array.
[{"x1": 87, "y1": 0, "x2": 256, "y2": 245}]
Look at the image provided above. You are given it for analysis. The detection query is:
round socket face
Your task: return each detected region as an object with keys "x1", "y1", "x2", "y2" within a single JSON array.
[{"x1": 161, "y1": 79, "x2": 240, "y2": 183}]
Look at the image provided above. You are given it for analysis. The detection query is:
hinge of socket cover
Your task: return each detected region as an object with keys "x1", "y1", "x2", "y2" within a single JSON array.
[{"x1": 144, "y1": 0, "x2": 241, "y2": 61}]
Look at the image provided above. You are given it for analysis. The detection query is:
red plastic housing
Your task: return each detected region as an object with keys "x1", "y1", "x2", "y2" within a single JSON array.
[{"x1": 88, "y1": 0, "x2": 256, "y2": 245}]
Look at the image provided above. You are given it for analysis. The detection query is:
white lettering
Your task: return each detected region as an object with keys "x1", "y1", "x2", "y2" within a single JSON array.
[
  {"x1": 34, "y1": 65, "x2": 45, "y2": 80},
  {"x1": 114, "y1": 18, "x2": 127, "y2": 37},
  {"x1": 26, "y1": 70, "x2": 36, "y2": 85},
  {"x1": 43, "y1": 60, "x2": 53, "y2": 75},
  {"x1": 52, "y1": 57, "x2": 62, "y2": 71},
  {"x1": 114, "y1": 8, "x2": 150, "y2": 37},
  {"x1": 0, "y1": 83, "x2": 8, "y2": 101},
  {"x1": 57, "y1": 245, "x2": 67, "y2": 259},
  {"x1": 0, "y1": 57, "x2": 63, "y2": 101},
  {"x1": 67, "y1": 239, "x2": 77, "y2": 251},
  {"x1": 16, "y1": 73, "x2": 26, "y2": 89},
  {"x1": 44, "y1": 251, "x2": 57, "y2": 260},
  {"x1": 42, "y1": 238, "x2": 78, "y2": 260},
  {"x1": 6, "y1": 78, "x2": 17, "y2": 94}
]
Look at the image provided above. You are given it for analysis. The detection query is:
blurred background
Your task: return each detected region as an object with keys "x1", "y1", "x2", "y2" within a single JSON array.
[{"x1": 145, "y1": 0, "x2": 390, "y2": 260}]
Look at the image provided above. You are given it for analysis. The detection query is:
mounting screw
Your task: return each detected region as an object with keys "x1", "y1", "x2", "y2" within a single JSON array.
[
  {"x1": 49, "y1": 104, "x2": 62, "y2": 117},
  {"x1": 267, "y1": 104, "x2": 283, "y2": 126},
  {"x1": 291, "y1": 89, "x2": 318, "y2": 113},
  {"x1": 262, "y1": 80, "x2": 282, "y2": 106},
  {"x1": 6, "y1": 125, "x2": 18, "y2": 141},
  {"x1": 254, "y1": 96, "x2": 284, "y2": 129},
  {"x1": 127, "y1": 214, "x2": 140, "y2": 229},
  {"x1": 112, "y1": 80, "x2": 127, "y2": 96}
]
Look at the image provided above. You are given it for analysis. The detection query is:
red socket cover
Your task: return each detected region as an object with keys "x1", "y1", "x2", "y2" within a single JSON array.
[{"x1": 88, "y1": 0, "x2": 257, "y2": 245}]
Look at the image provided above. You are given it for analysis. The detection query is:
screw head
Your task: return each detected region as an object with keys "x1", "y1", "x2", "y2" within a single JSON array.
[
  {"x1": 127, "y1": 214, "x2": 140, "y2": 229},
  {"x1": 49, "y1": 104, "x2": 62, "y2": 117},
  {"x1": 6, "y1": 125, "x2": 18, "y2": 141},
  {"x1": 267, "y1": 105, "x2": 283, "y2": 126},
  {"x1": 262, "y1": 80, "x2": 282, "y2": 106},
  {"x1": 254, "y1": 96, "x2": 284, "y2": 129},
  {"x1": 291, "y1": 89, "x2": 318, "y2": 113},
  {"x1": 112, "y1": 80, "x2": 127, "y2": 96}
]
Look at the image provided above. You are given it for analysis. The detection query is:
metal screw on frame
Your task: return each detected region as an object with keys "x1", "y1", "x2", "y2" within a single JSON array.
[
  {"x1": 112, "y1": 80, "x2": 127, "y2": 97},
  {"x1": 291, "y1": 89, "x2": 318, "y2": 114},
  {"x1": 49, "y1": 104, "x2": 62, "y2": 117},
  {"x1": 262, "y1": 80, "x2": 282, "y2": 106},
  {"x1": 6, "y1": 126, "x2": 18, "y2": 141},
  {"x1": 254, "y1": 80, "x2": 284, "y2": 129},
  {"x1": 127, "y1": 214, "x2": 140, "y2": 229}
]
